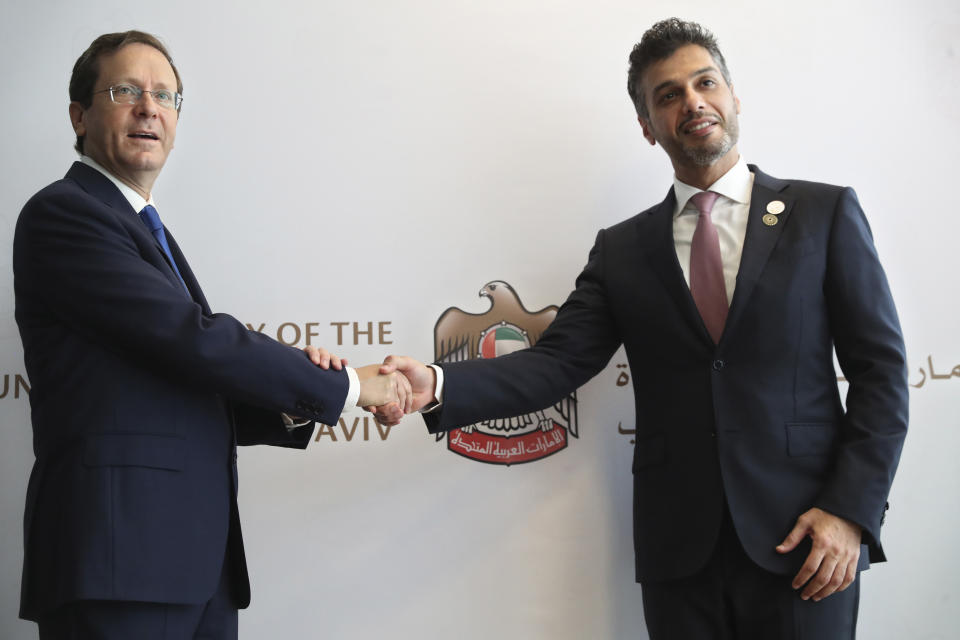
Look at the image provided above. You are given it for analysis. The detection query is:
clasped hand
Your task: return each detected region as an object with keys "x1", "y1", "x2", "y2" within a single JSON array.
[
  {"x1": 308, "y1": 350, "x2": 436, "y2": 424},
  {"x1": 302, "y1": 346, "x2": 414, "y2": 413},
  {"x1": 366, "y1": 355, "x2": 436, "y2": 425}
]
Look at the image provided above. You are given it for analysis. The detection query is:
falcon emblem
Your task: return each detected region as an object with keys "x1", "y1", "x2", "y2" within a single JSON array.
[{"x1": 434, "y1": 280, "x2": 579, "y2": 465}]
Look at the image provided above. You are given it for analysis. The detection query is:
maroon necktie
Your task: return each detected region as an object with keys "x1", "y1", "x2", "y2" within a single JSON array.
[{"x1": 689, "y1": 191, "x2": 728, "y2": 343}]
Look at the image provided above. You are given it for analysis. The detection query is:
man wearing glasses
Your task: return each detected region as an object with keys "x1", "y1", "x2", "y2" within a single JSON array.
[{"x1": 13, "y1": 31, "x2": 407, "y2": 639}]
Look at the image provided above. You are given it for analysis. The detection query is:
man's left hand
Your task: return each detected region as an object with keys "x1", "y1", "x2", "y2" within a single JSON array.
[
  {"x1": 303, "y1": 345, "x2": 346, "y2": 370},
  {"x1": 776, "y1": 507, "x2": 862, "y2": 602}
]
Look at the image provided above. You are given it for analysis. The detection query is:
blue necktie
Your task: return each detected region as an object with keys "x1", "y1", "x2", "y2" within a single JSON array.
[{"x1": 138, "y1": 205, "x2": 189, "y2": 293}]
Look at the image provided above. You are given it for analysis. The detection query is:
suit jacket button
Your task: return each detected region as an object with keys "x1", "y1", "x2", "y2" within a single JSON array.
[{"x1": 712, "y1": 359, "x2": 725, "y2": 371}]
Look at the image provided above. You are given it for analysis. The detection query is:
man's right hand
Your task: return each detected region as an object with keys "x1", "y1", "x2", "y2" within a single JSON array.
[
  {"x1": 369, "y1": 356, "x2": 437, "y2": 425},
  {"x1": 355, "y1": 364, "x2": 411, "y2": 412}
]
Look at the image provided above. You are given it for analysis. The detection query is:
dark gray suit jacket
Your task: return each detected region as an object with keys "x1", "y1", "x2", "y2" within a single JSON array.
[
  {"x1": 14, "y1": 162, "x2": 348, "y2": 620},
  {"x1": 425, "y1": 166, "x2": 908, "y2": 583}
]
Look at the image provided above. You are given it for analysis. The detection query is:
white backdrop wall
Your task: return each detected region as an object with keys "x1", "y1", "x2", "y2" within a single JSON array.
[{"x1": 1, "y1": 1, "x2": 957, "y2": 638}]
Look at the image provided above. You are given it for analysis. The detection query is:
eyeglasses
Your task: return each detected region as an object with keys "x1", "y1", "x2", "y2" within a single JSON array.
[{"x1": 94, "y1": 83, "x2": 183, "y2": 112}]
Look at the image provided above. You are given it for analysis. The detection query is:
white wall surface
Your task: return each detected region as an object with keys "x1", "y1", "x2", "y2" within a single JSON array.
[{"x1": 1, "y1": 1, "x2": 957, "y2": 638}]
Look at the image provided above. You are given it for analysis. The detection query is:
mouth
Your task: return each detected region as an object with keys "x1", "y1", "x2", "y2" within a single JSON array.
[
  {"x1": 128, "y1": 131, "x2": 159, "y2": 141},
  {"x1": 681, "y1": 117, "x2": 720, "y2": 137}
]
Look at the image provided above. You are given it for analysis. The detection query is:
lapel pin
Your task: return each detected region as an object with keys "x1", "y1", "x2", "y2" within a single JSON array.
[
  {"x1": 766, "y1": 200, "x2": 786, "y2": 215},
  {"x1": 762, "y1": 214, "x2": 779, "y2": 227}
]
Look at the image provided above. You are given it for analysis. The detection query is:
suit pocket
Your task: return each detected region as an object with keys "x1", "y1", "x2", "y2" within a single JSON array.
[
  {"x1": 632, "y1": 433, "x2": 666, "y2": 472},
  {"x1": 83, "y1": 433, "x2": 185, "y2": 471},
  {"x1": 785, "y1": 422, "x2": 837, "y2": 456}
]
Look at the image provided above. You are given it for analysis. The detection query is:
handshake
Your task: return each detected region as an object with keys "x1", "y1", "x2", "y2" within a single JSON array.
[{"x1": 304, "y1": 347, "x2": 434, "y2": 425}]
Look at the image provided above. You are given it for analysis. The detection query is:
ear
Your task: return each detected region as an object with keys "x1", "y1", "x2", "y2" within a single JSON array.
[
  {"x1": 69, "y1": 102, "x2": 86, "y2": 137},
  {"x1": 638, "y1": 116, "x2": 657, "y2": 146},
  {"x1": 731, "y1": 84, "x2": 741, "y2": 114}
]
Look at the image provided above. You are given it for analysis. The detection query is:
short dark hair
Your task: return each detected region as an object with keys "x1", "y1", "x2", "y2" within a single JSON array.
[
  {"x1": 69, "y1": 30, "x2": 182, "y2": 154},
  {"x1": 626, "y1": 18, "x2": 731, "y2": 119}
]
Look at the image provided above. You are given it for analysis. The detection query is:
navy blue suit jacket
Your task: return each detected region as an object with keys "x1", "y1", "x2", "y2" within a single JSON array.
[
  {"x1": 425, "y1": 166, "x2": 908, "y2": 583},
  {"x1": 14, "y1": 162, "x2": 348, "y2": 620}
]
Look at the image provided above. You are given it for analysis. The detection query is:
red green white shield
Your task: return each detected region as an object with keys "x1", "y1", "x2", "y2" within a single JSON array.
[
  {"x1": 433, "y1": 282, "x2": 578, "y2": 466},
  {"x1": 479, "y1": 325, "x2": 529, "y2": 359}
]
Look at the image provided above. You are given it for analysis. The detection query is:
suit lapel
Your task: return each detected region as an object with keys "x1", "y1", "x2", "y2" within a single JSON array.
[
  {"x1": 639, "y1": 188, "x2": 712, "y2": 341},
  {"x1": 165, "y1": 232, "x2": 209, "y2": 311},
  {"x1": 723, "y1": 166, "x2": 795, "y2": 339},
  {"x1": 145, "y1": 230, "x2": 194, "y2": 300},
  {"x1": 66, "y1": 162, "x2": 196, "y2": 301}
]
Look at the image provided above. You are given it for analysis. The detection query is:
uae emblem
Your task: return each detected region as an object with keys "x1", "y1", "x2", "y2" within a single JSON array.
[{"x1": 434, "y1": 281, "x2": 578, "y2": 465}]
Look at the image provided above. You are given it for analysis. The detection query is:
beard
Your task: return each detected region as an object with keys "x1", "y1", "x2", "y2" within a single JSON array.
[
  {"x1": 681, "y1": 115, "x2": 739, "y2": 167},
  {"x1": 652, "y1": 110, "x2": 740, "y2": 169}
]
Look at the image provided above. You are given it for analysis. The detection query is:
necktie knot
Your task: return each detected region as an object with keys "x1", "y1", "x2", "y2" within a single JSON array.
[
  {"x1": 138, "y1": 204, "x2": 163, "y2": 233},
  {"x1": 690, "y1": 191, "x2": 720, "y2": 217}
]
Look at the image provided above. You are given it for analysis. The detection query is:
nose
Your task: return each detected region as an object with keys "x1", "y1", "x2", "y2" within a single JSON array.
[
  {"x1": 682, "y1": 88, "x2": 707, "y2": 113},
  {"x1": 133, "y1": 91, "x2": 160, "y2": 117}
]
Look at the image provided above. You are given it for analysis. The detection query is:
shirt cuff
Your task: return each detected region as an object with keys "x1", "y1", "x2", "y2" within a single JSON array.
[
  {"x1": 342, "y1": 366, "x2": 361, "y2": 414},
  {"x1": 420, "y1": 364, "x2": 444, "y2": 413}
]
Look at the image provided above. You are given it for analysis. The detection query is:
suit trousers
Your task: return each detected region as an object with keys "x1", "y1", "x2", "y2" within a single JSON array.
[
  {"x1": 640, "y1": 506, "x2": 859, "y2": 640},
  {"x1": 37, "y1": 551, "x2": 239, "y2": 640}
]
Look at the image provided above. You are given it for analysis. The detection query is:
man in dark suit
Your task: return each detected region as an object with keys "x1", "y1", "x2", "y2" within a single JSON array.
[
  {"x1": 14, "y1": 31, "x2": 408, "y2": 639},
  {"x1": 376, "y1": 18, "x2": 908, "y2": 639}
]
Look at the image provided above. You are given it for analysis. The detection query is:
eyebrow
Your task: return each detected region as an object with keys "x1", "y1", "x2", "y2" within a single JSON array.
[
  {"x1": 651, "y1": 67, "x2": 718, "y2": 96},
  {"x1": 108, "y1": 77, "x2": 174, "y2": 90}
]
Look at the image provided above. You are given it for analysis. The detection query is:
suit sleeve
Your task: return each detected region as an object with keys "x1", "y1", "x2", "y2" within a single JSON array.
[
  {"x1": 14, "y1": 185, "x2": 348, "y2": 427},
  {"x1": 425, "y1": 229, "x2": 623, "y2": 433},
  {"x1": 817, "y1": 187, "x2": 908, "y2": 556}
]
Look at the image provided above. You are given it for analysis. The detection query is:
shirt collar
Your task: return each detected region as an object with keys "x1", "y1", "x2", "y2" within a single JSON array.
[
  {"x1": 80, "y1": 155, "x2": 155, "y2": 214},
  {"x1": 672, "y1": 154, "x2": 753, "y2": 217}
]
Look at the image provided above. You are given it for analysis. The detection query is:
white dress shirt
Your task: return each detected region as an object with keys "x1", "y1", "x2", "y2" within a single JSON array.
[
  {"x1": 671, "y1": 155, "x2": 754, "y2": 305},
  {"x1": 79, "y1": 155, "x2": 361, "y2": 416}
]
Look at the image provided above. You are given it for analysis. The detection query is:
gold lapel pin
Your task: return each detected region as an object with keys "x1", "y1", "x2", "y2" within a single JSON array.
[
  {"x1": 766, "y1": 200, "x2": 786, "y2": 215},
  {"x1": 763, "y1": 214, "x2": 779, "y2": 227}
]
